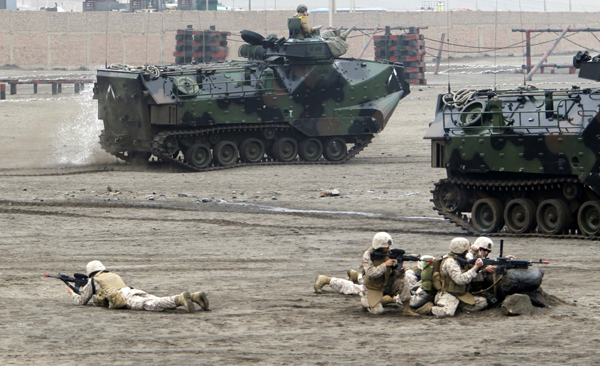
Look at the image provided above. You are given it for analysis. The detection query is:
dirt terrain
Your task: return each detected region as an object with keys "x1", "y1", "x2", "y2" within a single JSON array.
[{"x1": 1, "y1": 56, "x2": 599, "y2": 365}]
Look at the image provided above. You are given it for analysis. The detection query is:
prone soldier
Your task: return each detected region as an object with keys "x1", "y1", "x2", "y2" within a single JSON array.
[{"x1": 66, "y1": 260, "x2": 209, "y2": 313}]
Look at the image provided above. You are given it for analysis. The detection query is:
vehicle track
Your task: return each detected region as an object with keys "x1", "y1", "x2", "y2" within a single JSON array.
[
  {"x1": 432, "y1": 177, "x2": 595, "y2": 240},
  {"x1": 151, "y1": 124, "x2": 373, "y2": 172}
]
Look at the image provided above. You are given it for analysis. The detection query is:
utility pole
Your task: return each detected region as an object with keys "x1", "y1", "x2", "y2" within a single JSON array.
[
  {"x1": 543, "y1": 0, "x2": 546, "y2": 12},
  {"x1": 569, "y1": 0, "x2": 572, "y2": 12},
  {"x1": 249, "y1": 0, "x2": 251, "y2": 10}
]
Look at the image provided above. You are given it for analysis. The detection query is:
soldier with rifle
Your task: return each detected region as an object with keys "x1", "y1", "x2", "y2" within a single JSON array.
[
  {"x1": 51, "y1": 260, "x2": 209, "y2": 313},
  {"x1": 415, "y1": 237, "x2": 488, "y2": 317},
  {"x1": 359, "y1": 232, "x2": 420, "y2": 316},
  {"x1": 314, "y1": 248, "x2": 422, "y2": 297}
]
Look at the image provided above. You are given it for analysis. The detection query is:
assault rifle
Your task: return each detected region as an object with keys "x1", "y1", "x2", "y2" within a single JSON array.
[
  {"x1": 45, "y1": 273, "x2": 89, "y2": 295},
  {"x1": 371, "y1": 248, "x2": 422, "y2": 269},
  {"x1": 455, "y1": 240, "x2": 549, "y2": 272}
]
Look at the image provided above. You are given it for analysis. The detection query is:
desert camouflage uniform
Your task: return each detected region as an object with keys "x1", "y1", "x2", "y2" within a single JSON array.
[
  {"x1": 72, "y1": 276, "x2": 178, "y2": 311},
  {"x1": 359, "y1": 250, "x2": 412, "y2": 314},
  {"x1": 331, "y1": 267, "x2": 418, "y2": 298},
  {"x1": 329, "y1": 276, "x2": 363, "y2": 295},
  {"x1": 430, "y1": 257, "x2": 487, "y2": 317}
]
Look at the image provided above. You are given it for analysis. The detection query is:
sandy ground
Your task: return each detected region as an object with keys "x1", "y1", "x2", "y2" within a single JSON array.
[{"x1": 1, "y1": 55, "x2": 599, "y2": 365}]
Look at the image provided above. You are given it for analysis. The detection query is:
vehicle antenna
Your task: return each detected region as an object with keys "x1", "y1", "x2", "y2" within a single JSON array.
[
  {"x1": 518, "y1": 0, "x2": 526, "y2": 86},
  {"x1": 494, "y1": 0, "x2": 498, "y2": 90},
  {"x1": 446, "y1": 0, "x2": 451, "y2": 93},
  {"x1": 105, "y1": 9, "x2": 109, "y2": 68}
]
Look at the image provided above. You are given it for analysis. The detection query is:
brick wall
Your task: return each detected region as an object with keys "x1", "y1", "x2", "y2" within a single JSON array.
[{"x1": 0, "y1": 9, "x2": 598, "y2": 69}]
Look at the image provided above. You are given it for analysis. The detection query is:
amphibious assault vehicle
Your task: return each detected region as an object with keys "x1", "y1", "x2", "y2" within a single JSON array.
[
  {"x1": 425, "y1": 51, "x2": 600, "y2": 237},
  {"x1": 93, "y1": 27, "x2": 409, "y2": 171}
]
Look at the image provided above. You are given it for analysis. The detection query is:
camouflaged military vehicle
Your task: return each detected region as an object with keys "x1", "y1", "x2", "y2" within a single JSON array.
[
  {"x1": 425, "y1": 51, "x2": 600, "y2": 237},
  {"x1": 93, "y1": 27, "x2": 409, "y2": 171}
]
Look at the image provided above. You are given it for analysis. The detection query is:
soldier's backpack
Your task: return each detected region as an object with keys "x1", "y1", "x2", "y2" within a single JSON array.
[
  {"x1": 421, "y1": 255, "x2": 443, "y2": 294},
  {"x1": 432, "y1": 255, "x2": 445, "y2": 292}
]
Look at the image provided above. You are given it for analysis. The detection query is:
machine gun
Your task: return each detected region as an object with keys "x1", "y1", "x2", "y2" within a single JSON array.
[
  {"x1": 455, "y1": 257, "x2": 549, "y2": 272},
  {"x1": 371, "y1": 248, "x2": 422, "y2": 270},
  {"x1": 455, "y1": 240, "x2": 549, "y2": 272},
  {"x1": 45, "y1": 273, "x2": 89, "y2": 295}
]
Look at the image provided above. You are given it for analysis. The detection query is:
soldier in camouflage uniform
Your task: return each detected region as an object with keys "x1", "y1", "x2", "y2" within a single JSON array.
[
  {"x1": 292, "y1": 4, "x2": 315, "y2": 39},
  {"x1": 66, "y1": 260, "x2": 209, "y2": 313},
  {"x1": 416, "y1": 238, "x2": 487, "y2": 317},
  {"x1": 314, "y1": 269, "x2": 363, "y2": 295},
  {"x1": 467, "y1": 237, "x2": 493, "y2": 260},
  {"x1": 314, "y1": 266, "x2": 420, "y2": 297},
  {"x1": 360, "y1": 232, "x2": 420, "y2": 316}
]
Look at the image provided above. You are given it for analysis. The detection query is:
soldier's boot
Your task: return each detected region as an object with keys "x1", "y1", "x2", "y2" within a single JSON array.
[
  {"x1": 175, "y1": 291, "x2": 196, "y2": 313},
  {"x1": 314, "y1": 275, "x2": 332, "y2": 294},
  {"x1": 416, "y1": 301, "x2": 434, "y2": 315},
  {"x1": 191, "y1": 291, "x2": 209, "y2": 311},
  {"x1": 340, "y1": 26, "x2": 357, "y2": 40},
  {"x1": 403, "y1": 302, "x2": 421, "y2": 317},
  {"x1": 347, "y1": 269, "x2": 360, "y2": 284},
  {"x1": 381, "y1": 295, "x2": 396, "y2": 306}
]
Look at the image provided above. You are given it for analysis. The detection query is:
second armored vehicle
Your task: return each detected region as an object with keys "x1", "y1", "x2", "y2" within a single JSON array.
[
  {"x1": 94, "y1": 27, "x2": 410, "y2": 171},
  {"x1": 425, "y1": 51, "x2": 600, "y2": 237}
]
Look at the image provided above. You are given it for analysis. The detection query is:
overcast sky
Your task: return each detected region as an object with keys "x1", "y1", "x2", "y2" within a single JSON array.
[{"x1": 236, "y1": 0, "x2": 600, "y2": 12}]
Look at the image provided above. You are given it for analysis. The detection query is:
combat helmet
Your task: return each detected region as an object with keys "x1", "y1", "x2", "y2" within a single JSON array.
[
  {"x1": 86, "y1": 260, "x2": 106, "y2": 276},
  {"x1": 296, "y1": 4, "x2": 308, "y2": 13},
  {"x1": 372, "y1": 232, "x2": 393, "y2": 250},
  {"x1": 449, "y1": 237, "x2": 470, "y2": 254},
  {"x1": 473, "y1": 236, "x2": 493, "y2": 252}
]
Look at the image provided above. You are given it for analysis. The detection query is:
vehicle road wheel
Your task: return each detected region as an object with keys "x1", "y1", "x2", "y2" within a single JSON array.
[
  {"x1": 213, "y1": 140, "x2": 238, "y2": 166},
  {"x1": 577, "y1": 201, "x2": 600, "y2": 236},
  {"x1": 504, "y1": 198, "x2": 537, "y2": 234},
  {"x1": 185, "y1": 143, "x2": 212, "y2": 169},
  {"x1": 436, "y1": 182, "x2": 468, "y2": 213},
  {"x1": 471, "y1": 198, "x2": 505, "y2": 233},
  {"x1": 239, "y1": 138, "x2": 265, "y2": 163},
  {"x1": 164, "y1": 135, "x2": 180, "y2": 158},
  {"x1": 562, "y1": 183, "x2": 580, "y2": 201},
  {"x1": 536, "y1": 199, "x2": 571, "y2": 235},
  {"x1": 273, "y1": 137, "x2": 298, "y2": 162},
  {"x1": 298, "y1": 138, "x2": 323, "y2": 162},
  {"x1": 323, "y1": 137, "x2": 347, "y2": 161}
]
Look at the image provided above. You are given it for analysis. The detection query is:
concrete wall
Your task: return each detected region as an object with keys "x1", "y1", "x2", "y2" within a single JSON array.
[{"x1": 0, "y1": 9, "x2": 599, "y2": 69}]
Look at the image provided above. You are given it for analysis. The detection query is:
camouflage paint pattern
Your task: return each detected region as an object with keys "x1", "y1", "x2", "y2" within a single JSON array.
[
  {"x1": 424, "y1": 58, "x2": 600, "y2": 235},
  {"x1": 94, "y1": 33, "x2": 409, "y2": 158},
  {"x1": 425, "y1": 88, "x2": 600, "y2": 193}
]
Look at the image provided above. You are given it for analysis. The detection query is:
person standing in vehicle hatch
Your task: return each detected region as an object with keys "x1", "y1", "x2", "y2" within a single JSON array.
[{"x1": 293, "y1": 4, "x2": 316, "y2": 39}]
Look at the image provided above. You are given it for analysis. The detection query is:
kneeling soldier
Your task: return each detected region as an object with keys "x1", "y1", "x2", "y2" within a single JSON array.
[
  {"x1": 360, "y1": 232, "x2": 419, "y2": 316},
  {"x1": 417, "y1": 238, "x2": 487, "y2": 317}
]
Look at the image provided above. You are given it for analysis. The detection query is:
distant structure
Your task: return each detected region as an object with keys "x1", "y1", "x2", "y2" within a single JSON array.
[
  {"x1": 310, "y1": 8, "x2": 386, "y2": 13},
  {"x1": 177, "y1": 0, "x2": 218, "y2": 10},
  {"x1": 374, "y1": 27, "x2": 426, "y2": 85},
  {"x1": 418, "y1": 1, "x2": 444, "y2": 11},
  {"x1": 173, "y1": 25, "x2": 230, "y2": 64},
  {"x1": 82, "y1": 0, "x2": 221, "y2": 11},
  {"x1": 0, "y1": 0, "x2": 17, "y2": 10}
]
